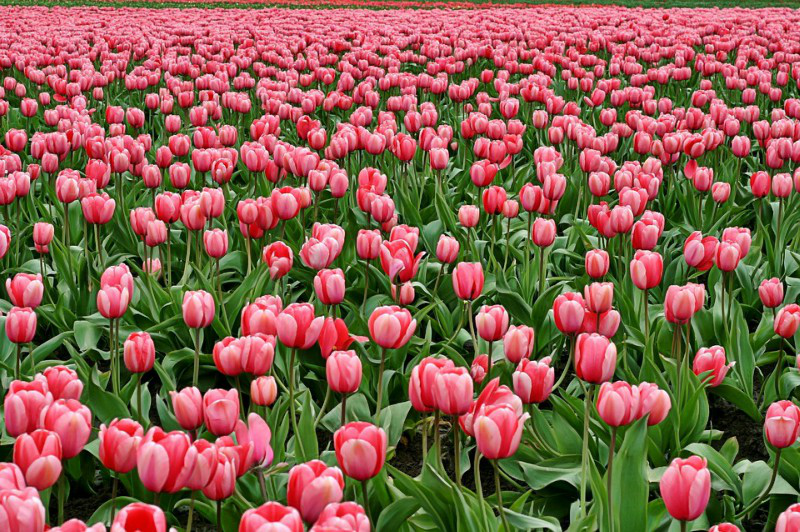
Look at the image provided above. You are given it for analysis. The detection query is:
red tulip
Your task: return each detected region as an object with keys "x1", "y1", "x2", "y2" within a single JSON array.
[{"x1": 111, "y1": 503, "x2": 168, "y2": 532}]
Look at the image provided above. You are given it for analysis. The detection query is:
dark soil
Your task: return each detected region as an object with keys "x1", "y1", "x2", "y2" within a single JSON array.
[
  {"x1": 708, "y1": 392, "x2": 768, "y2": 530},
  {"x1": 390, "y1": 420, "x2": 514, "y2": 495}
]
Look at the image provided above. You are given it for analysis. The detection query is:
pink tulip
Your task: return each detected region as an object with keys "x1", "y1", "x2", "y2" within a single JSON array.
[
  {"x1": 201, "y1": 450, "x2": 237, "y2": 501},
  {"x1": 630, "y1": 250, "x2": 663, "y2": 290},
  {"x1": 40, "y1": 366, "x2": 82, "y2": 401},
  {"x1": 585, "y1": 249, "x2": 609, "y2": 278},
  {"x1": 327, "y1": 350, "x2": 362, "y2": 394},
  {"x1": 5, "y1": 307, "x2": 36, "y2": 343},
  {"x1": 0, "y1": 488, "x2": 46, "y2": 532},
  {"x1": 239, "y1": 502, "x2": 303, "y2": 532},
  {"x1": 136, "y1": 427, "x2": 197, "y2": 493},
  {"x1": 333, "y1": 422, "x2": 387, "y2": 481},
  {"x1": 692, "y1": 346, "x2": 733, "y2": 387},
  {"x1": 760, "y1": 278, "x2": 785, "y2": 308},
  {"x1": 596, "y1": 381, "x2": 638, "y2": 427},
  {"x1": 531, "y1": 218, "x2": 556, "y2": 247},
  {"x1": 251, "y1": 376, "x2": 278, "y2": 407},
  {"x1": 635, "y1": 382, "x2": 672, "y2": 425},
  {"x1": 574, "y1": 333, "x2": 617, "y2": 384},
  {"x1": 184, "y1": 439, "x2": 218, "y2": 491},
  {"x1": 5, "y1": 274, "x2": 43, "y2": 309},
  {"x1": 203, "y1": 389, "x2": 239, "y2": 436},
  {"x1": 765, "y1": 400, "x2": 800, "y2": 448},
  {"x1": 99, "y1": 418, "x2": 143, "y2": 474},
  {"x1": 474, "y1": 403, "x2": 529, "y2": 460},
  {"x1": 665, "y1": 284, "x2": 705, "y2": 325},
  {"x1": 314, "y1": 268, "x2": 346, "y2": 306},
  {"x1": 234, "y1": 413, "x2": 273, "y2": 468},
  {"x1": 182, "y1": 290, "x2": 215, "y2": 328},
  {"x1": 3, "y1": 379, "x2": 52, "y2": 437},
  {"x1": 169, "y1": 387, "x2": 204, "y2": 431},
  {"x1": 513, "y1": 358, "x2": 554, "y2": 404},
  {"x1": 0, "y1": 463, "x2": 26, "y2": 491},
  {"x1": 277, "y1": 303, "x2": 324, "y2": 350},
  {"x1": 553, "y1": 292, "x2": 586, "y2": 335},
  {"x1": 39, "y1": 399, "x2": 91, "y2": 459},
  {"x1": 368, "y1": 305, "x2": 416, "y2": 349},
  {"x1": 503, "y1": 325, "x2": 535, "y2": 364},
  {"x1": 432, "y1": 366, "x2": 474, "y2": 416},
  {"x1": 777, "y1": 503, "x2": 800, "y2": 532},
  {"x1": 13, "y1": 429, "x2": 62, "y2": 490},
  {"x1": 287, "y1": 460, "x2": 345, "y2": 523},
  {"x1": 123, "y1": 332, "x2": 155, "y2": 373},
  {"x1": 774, "y1": 304, "x2": 800, "y2": 338},
  {"x1": 310, "y1": 502, "x2": 370, "y2": 532},
  {"x1": 584, "y1": 282, "x2": 614, "y2": 314},
  {"x1": 659, "y1": 456, "x2": 711, "y2": 522},
  {"x1": 452, "y1": 262, "x2": 484, "y2": 301},
  {"x1": 240, "y1": 295, "x2": 282, "y2": 336}
]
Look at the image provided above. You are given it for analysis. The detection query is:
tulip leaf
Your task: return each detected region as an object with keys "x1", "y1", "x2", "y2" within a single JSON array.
[
  {"x1": 295, "y1": 390, "x2": 319, "y2": 461},
  {"x1": 611, "y1": 417, "x2": 648, "y2": 532},
  {"x1": 376, "y1": 496, "x2": 421, "y2": 531}
]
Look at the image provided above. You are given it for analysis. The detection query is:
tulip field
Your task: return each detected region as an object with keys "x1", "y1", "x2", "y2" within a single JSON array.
[{"x1": 5, "y1": 2, "x2": 800, "y2": 531}]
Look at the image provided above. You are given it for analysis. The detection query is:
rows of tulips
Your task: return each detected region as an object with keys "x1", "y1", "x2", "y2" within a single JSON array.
[{"x1": 4, "y1": 4, "x2": 800, "y2": 532}]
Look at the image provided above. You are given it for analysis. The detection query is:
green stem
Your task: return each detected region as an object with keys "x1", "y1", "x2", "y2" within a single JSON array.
[
  {"x1": 186, "y1": 491, "x2": 195, "y2": 532},
  {"x1": 137, "y1": 373, "x2": 144, "y2": 427},
  {"x1": 216, "y1": 499, "x2": 221, "y2": 532},
  {"x1": 421, "y1": 416, "x2": 428, "y2": 462},
  {"x1": 110, "y1": 319, "x2": 118, "y2": 395},
  {"x1": 361, "y1": 260, "x2": 370, "y2": 312},
  {"x1": 433, "y1": 410, "x2": 441, "y2": 464},
  {"x1": 192, "y1": 327, "x2": 201, "y2": 387},
  {"x1": 736, "y1": 448, "x2": 782, "y2": 518},
  {"x1": 580, "y1": 384, "x2": 594, "y2": 518},
  {"x1": 493, "y1": 460, "x2": 509, "y2": 531},
  {"x1": 57, "y1": 471, "x2": 66, "y2": 524},
  {"x1": 341, "y1": 393, "x2": 348, "y2": 427},
  {"x1": 775, "y1": 345, "x2": 785, "y2": 399},
  {"x1": 607, "y1": 427, "x2": 617, "y2": 532},
  {"x1": 361, "y1": 480, "x2": 372, "y2": 528},
  {"x1": 15, "y1": 343, "x2": 21, "y2": 381},
  {"x1": 538, "y1": 246, "x2": 546, "y2": 296},
  {"x1": 314, "y1": 387, "x2": 331, "y2": 427},
  {"x1": 553, "y1": 335, "x2": 575, "y2": 389},
  {"x1": 453, "y1": 415, "x2": 461, "y2": 487},
  {"x1": 289, "y1": 348, "x2": 299, "y2": 440},
  {"x1": 110, "y1": 476, "x2": 118, "y2": 526},
  {"x1": 375, "y1": 347, "x2": 387, "y2": 422}
]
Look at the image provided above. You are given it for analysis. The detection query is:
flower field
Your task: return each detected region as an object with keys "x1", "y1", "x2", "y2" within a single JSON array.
[{"x1": 2, "y1": 3, "x2": 800, "y2": 531}]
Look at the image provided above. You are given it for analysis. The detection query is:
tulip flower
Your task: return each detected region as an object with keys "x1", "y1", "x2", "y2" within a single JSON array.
[
  {"x1": 692, "y1": 346, "x2": 733, "y2": 387},
  {"x1": 287, "y1": 460, "x2": 345, "y2": 523},
  {"x1": 203, "y1": 388, "x2": 239, "y2": 436},
  {"x1": 111, "y1": 503, "x2": 168, "y2": 532},
  {"x1": 327, "y1": 350, "x2": 363, "y2": 425},
  {"x1": 6, "y1": 306, "x2": 36, "y2": 380},
  {"x1": 251, "y1": 376, "x2": 278, "y2": 407},
  {"x1": 513, "y1": 357, "x2": 554, "y2": 405},
  {"x1": 0, "y1": 463, "x2": 25, "y2": 491},
  {"x1": 183, "y1": 290, "x2": 215, "y2": 386},
  {"x1": 240, "y1": 295, "x2": 282, "y2": 336},
  {"x1": 760, "y1": 278, "x2": 784, "y2": 309},
  {"x1": 503, "y1": 325, "x2": 535, "y2": 364},
  {"x1": 136, "y1": 427, "x2": 197, "y2": 494},
  {"x1": 777, "y1": 503, "x2": 800, "y2": 532},
  {"x1": 0, "y1": 488, "x2": 46, "y2": 532},
  {"x1": 13, "y1": 429, "x2": 62, "y2": 490},
  {"x1": 239, "y1": 502, "x2": 303, "y2": 532},
  {"x1": 5, "y1": 273, "x2": 43, "y2": 309},
  {"x1": 170, "y1": 387, "x2": 204, "y2": 432},
  {"x1": 660, "y1": 456, "x2": 711, "y2": 524},
  {"x1": 368, "y1": 306, "x2": 416, "y2": 419},
  {"x1": 310, "y1": 502, "x2": 370, "y2": 532},
  {"x1": 3, "y1": 379, "x2": 52, "y2": 437}
]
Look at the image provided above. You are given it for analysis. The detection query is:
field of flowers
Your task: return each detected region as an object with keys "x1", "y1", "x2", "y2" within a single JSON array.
[{"x1": 1, "y1": 3, "x2": 800, "y2": 531}]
